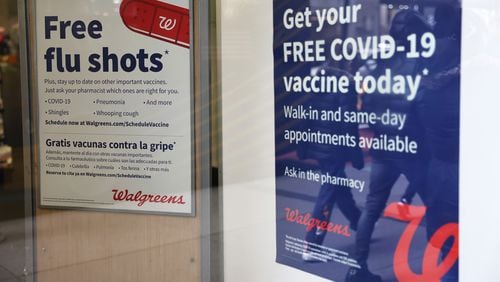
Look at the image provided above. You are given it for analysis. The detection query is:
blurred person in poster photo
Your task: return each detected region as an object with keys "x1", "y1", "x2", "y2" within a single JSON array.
[
  {"x1": 299, "y1": 62, "x2": 364, "y2": 261},
  {"x1": 345, "y1": 8, "x2": 431, "y2": 282},
  {"x1": 346, "y1": 2, "x2": 460, "y2": 282},
  {"x1": 416, "y1": 2, "x2": 461, "y2": 281}
]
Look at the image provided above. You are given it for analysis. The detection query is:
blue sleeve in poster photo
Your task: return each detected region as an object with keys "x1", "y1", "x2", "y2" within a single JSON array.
[{"x1": 274, "y1": 1, "x2": 460, "y2": 281}]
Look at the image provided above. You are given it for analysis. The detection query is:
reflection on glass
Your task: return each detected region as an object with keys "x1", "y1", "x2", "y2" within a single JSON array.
[{"x1": 0, "y1": 0, "x2": 28, "y2": 281}]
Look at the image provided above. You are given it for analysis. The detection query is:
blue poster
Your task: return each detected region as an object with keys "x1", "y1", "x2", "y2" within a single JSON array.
[{"x1": 274, "y1": 1, "x2": 460, "y2": 281}]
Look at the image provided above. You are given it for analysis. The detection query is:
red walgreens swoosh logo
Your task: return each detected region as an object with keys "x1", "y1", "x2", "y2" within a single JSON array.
[{"x1": 112, "y1": 189, "x2": 186, "y2": 206}]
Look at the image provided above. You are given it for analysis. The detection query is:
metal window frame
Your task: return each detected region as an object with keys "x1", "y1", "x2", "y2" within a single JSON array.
[{"x1": 18, "y1": 0, "x2": 35, "y2": 280}]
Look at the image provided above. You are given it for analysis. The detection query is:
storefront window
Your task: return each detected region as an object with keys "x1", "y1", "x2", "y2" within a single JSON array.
[
  {"x1": 0, "y1": 0, "x2": 499, "y2": 281},
  {"x1": 0, "y1": 0, "x2": 30, "y2": 281}
]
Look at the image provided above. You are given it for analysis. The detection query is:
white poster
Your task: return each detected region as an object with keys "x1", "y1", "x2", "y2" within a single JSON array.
[{"x1": 36, "y1": 0, "x2": 193, "y2": 215}]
